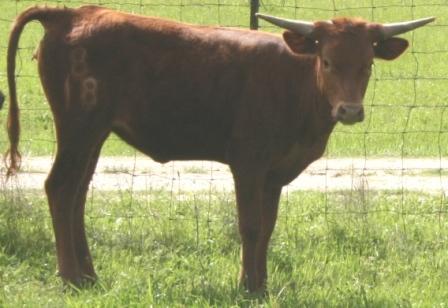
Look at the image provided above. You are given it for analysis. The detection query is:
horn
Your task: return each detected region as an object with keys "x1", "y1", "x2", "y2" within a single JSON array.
[
  {"x1": 381, "y1": 17, "x2": 435, "y2": 38},
  {"x1": 256, "y1": 13, "x2": 315, "y2": 36}
]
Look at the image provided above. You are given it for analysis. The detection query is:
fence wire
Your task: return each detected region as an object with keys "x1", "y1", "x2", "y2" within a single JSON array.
[{"x1": 1, "y1": 0, "x2": 447, "y2": 249}]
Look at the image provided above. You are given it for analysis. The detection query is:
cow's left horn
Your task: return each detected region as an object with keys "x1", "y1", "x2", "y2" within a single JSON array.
[
  {"x1": 256, "y1": 13, "x2": 315, "y2": 36},
  {"x1": 381, "y1": 17, "x2": 435, "y2": 38}
]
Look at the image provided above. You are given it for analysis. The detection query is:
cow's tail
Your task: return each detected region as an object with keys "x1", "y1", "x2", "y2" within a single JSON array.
[{"x1": 6, "y1": 6, "x2": 69, "y2": 177}]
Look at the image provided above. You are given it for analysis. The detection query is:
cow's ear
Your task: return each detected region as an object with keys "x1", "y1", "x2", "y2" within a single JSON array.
[
  {"x1": 283, "y1": 31, "x2": 317, "y2": 55},
  {"x1": 374, "y1": 37, "x2": 408, "y2": 60}
]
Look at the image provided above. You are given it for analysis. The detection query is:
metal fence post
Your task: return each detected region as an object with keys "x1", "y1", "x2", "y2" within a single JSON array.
[{"x1": 250, "y1": 0, "x2": 259, "y2": 30}]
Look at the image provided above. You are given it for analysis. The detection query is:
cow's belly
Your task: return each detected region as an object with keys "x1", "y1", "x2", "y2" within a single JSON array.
[{"x1": 112, "y1": 116, "x2": 230, "y2": 164}]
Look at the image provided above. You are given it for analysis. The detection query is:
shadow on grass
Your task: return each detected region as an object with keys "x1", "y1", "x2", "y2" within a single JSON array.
[{"x1": 0, "y1": 193, "x2": 54, "y2": 260}]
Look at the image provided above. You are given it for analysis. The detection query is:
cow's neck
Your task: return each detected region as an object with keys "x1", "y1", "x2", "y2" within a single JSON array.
[{"x1": 293, "y1": 55, "x2": 336, "y2": 147}]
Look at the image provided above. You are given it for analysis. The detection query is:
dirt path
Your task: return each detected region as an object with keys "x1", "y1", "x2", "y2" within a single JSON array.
[{"x1": 2, "y1": 156, "x2": 447, "y2": 193}]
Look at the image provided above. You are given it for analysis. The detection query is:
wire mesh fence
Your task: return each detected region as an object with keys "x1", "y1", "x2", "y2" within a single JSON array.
[{"x1": 0, "y1": 0, "x2": 447, "y2": 252}]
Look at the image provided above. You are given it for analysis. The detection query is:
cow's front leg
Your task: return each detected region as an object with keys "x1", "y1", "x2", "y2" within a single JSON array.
[
  {"x1": 255, "y1": 183, "x2": 282, "y2": 292},
  {"x1": 231, "y1": 167, "x2": 266, "y2": 293}
]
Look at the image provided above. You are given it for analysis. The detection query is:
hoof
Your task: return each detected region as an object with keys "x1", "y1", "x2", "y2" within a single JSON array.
[
  {"x1": 239, "y1": 276, "x2": 267, "y2": 297},
  {"x1": 59, "y1": 271, "x2": 97, "y2": 289}
]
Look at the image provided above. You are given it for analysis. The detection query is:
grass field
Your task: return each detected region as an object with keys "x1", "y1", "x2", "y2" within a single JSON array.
[
  {"x1": 1, "y1": 189, "x2": 447, "y2": 306},
  {"x1": 0, "y1": 0, "x2": 447, "y2": 157}
]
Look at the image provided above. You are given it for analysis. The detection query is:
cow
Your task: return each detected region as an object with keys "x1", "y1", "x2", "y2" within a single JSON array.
[{"x1": 5, "y1": 5, "x2": 433, "y2": 293}]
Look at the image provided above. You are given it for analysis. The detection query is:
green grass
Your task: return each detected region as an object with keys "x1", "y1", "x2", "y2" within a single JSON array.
[
  {"x1": 0, "y1": 0, "x2": 447, "y2": 157},
  {"x1": 1, "y1": 188, "x2": 447, "y2": 306}
]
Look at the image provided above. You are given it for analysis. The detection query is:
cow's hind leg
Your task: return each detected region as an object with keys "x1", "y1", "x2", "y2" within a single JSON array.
[
  {"x1": 72, "y1": 142, "x2": 106, "y2": 281},
  {"x1": 45, "y1": 121, "x2": 108, "y2": 286}
]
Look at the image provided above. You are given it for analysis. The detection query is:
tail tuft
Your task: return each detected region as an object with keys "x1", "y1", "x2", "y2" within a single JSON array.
[{"x1": 4, "y1": 149, "x2": 21, "y2": 178}]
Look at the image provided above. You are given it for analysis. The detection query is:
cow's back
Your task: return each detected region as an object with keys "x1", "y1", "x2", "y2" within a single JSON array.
[{"x1": 36, "y1": 6, "x2": 293, "y2": 163}]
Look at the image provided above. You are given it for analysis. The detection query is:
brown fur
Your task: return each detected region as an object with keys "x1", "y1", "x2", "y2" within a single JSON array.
[{"x1": 6, "y1": 5, "x2": 413, "y2": 292}]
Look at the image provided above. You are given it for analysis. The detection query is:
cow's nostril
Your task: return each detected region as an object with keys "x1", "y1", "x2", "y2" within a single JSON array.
[
  {"x1": 338, "y1": 104, "x2": 362, "y2": 116},
  {"x1": 336, "y1": 104, "x2": 364, "y2": 124}
]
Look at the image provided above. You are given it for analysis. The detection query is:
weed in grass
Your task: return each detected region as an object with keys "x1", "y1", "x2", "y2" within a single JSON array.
[
  {"x1": 102, "y1": 165, "x2": 133, "y2": 174},
  {"x1": 182, "y1": 165, "x2": 209, "y2": 174}
]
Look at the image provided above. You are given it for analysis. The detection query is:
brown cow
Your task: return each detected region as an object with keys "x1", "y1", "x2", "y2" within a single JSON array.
[{"x1": 5, "y1": 5, "x2": 433, "y2": 293}]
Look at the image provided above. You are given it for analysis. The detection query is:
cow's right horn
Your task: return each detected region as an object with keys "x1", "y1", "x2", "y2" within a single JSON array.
[{"x1": 256, "y1": 13, "x2": 315, "y2": 36}]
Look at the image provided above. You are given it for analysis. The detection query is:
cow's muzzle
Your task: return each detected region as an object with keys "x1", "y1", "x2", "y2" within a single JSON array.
[{"x1": 335, "y1": 103, "x2": 364, "y2": 125}]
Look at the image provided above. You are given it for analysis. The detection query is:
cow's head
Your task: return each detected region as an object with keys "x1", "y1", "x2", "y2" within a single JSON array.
[{"x1": 257, "y1": 14, "x2": 434, "y2": 125}]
